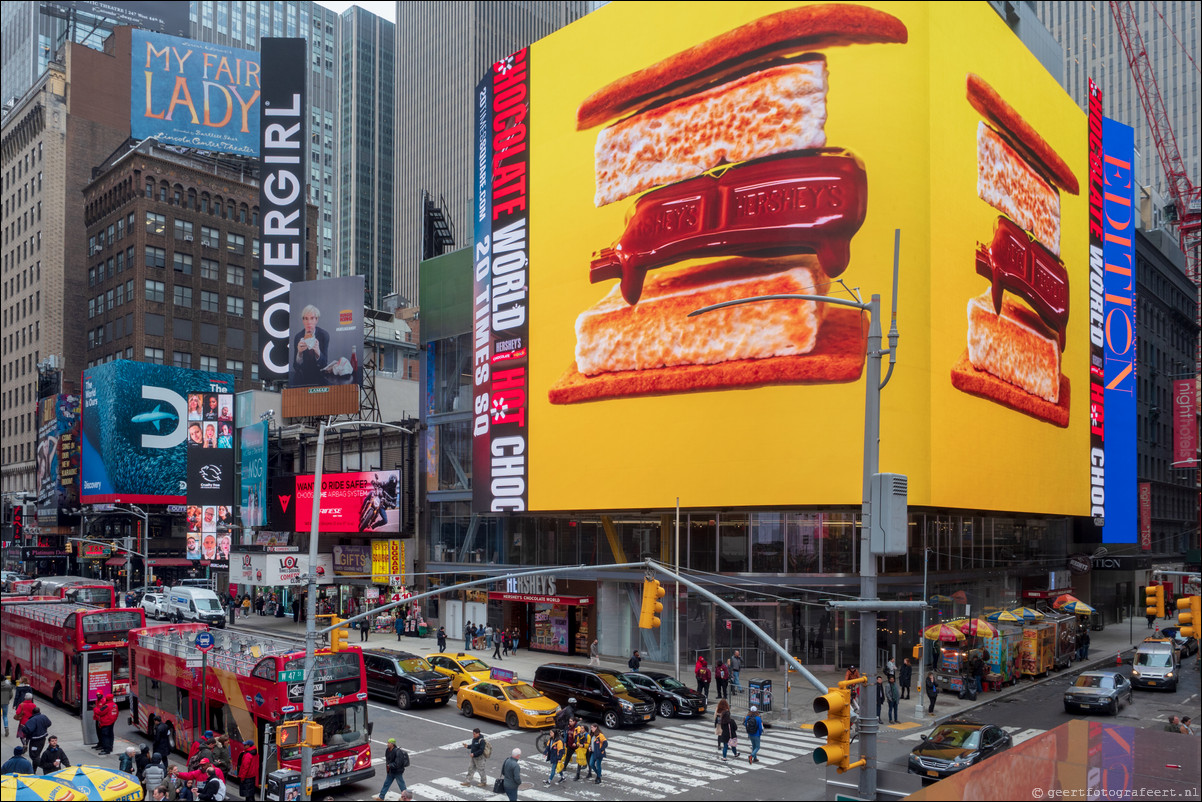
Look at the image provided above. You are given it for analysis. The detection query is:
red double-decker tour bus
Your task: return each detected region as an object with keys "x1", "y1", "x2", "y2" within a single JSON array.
[
  {"x1": 7, "y1": 576, "x2": 118, "y2": 607},
  {"x1": 0, "y1": 599, "x2": 145, "y2": 707},
  {"x1": 129, "y1": 624, "x2": 375, "y2": 793}
]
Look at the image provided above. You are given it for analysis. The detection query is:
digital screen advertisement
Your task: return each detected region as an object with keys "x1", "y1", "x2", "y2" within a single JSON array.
[
  {"x1": 186, "y1": 392, "x2": 236, "y2": 507},
  {"x1": 472, "y1": 1, "x2": 1091, "y2": 515},
  {"x1": 130, "y1": 29, "x2": 260, "y2": 155},
  {"x1": 240, "y1": 420, "x2": 269, "y2": 528},
  {"x1": 287, "y1": 276, "x2": 365, "y2": 389},
  {"x1": 291, "y1": 471, "x2": 402, "y2": 534},
  {"x1": 82, "y1": 361, "x2": 235, "y2": 504},
  {"x1": 36, "y1": 394, "x2": 81, "y2": 524}
]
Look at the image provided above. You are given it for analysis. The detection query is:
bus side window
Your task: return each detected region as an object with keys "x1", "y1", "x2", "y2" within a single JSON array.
[{"x1": 178, "y1": 688, "x2": 190, "y2": 722}]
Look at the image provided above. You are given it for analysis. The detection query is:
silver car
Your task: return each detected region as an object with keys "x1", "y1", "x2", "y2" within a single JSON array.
[
  {"x1": 141, "y1": 591, "x2": 168, "y2": 620},
  {"x1": 1064, "y1": 670, "x2": 1133, "y2": 715}
]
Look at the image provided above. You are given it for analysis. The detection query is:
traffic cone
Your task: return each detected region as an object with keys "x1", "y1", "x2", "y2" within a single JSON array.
[{"x1": 1115, "y1": 651, "x2": 1122, "y2": 665}]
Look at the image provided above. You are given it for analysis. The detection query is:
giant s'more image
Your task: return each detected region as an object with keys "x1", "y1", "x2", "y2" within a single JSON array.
[
  {"x1": 951, "y1": 74, "x2": 1079, "y2": 427},
  {"x1": 550, "y1": 3, "x2": 908, "y2": 404}
]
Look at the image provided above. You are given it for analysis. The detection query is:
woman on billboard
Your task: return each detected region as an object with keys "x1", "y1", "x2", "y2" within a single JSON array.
[{"x1": 290, "y1": 304, "x2": 330, "y2": 387}]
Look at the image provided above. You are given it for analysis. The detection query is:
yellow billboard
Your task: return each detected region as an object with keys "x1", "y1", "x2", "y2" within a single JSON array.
[{"x1": 472, "y1": 1, "x2": 1088, "y2": 515}]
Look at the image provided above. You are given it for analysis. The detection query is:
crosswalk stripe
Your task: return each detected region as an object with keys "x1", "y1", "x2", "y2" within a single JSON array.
[
  {"x1": 639, "y1": 725, "x2": 815, "y2": 762},
  {"x1": 399, "y1": 784, "x2": 467, "y2": 801},
  {"x1": 1006, "y1": 727, "x2": 1045, "y2": 745},
  {"x1": 674, "y1": 719, "x2": 828, "y2": 746},
  {"x1": 603, "y1": 743, "x2": 736, "y2": 780},
  {"x1": 427, "y1": 775, "x2": 572, "y2": 800}
]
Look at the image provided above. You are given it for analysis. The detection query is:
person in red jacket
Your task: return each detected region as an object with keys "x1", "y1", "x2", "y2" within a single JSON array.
[
  {"x1": 178, "y1": 757, "x2": 224, "y2": 785},
  {"x1": 236, "y1": 741, "x2": 259, "y2": 799},
  {"x1": 14, "y1": 692, "x2": 36, "y2": 746},
  {"x1": 92, "y1": 694, "x2": 118, "y2": 755}
]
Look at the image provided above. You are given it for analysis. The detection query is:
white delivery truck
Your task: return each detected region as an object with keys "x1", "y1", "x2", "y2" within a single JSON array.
[{"x1": 162, "y1": 586, "x2": 227, "y2": 628}]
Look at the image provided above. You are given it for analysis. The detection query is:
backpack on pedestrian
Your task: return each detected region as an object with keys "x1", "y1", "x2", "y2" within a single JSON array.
[
  {"x1": 483, "y1": 738, "x2": 492, "y2": 759},
  {"x1": 743, "y1": 714, "x2": 758, "y2": 737}
]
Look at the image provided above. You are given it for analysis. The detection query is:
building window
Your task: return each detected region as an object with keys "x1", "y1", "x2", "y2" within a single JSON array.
[
  {"x1": 173, "y1": 253, "x2": 193, "y2": 275},
  {"x1": 115, "y1": 283, "x2": 124, "y2": 306},
  {"x1": 88, "y1": 298, "x2": 95, "y2": 318},
  {"x1": 226, "y1": 296, "x2": 244, "y2": 316},
  {"x1": 145, "y1": 280, "x2": 165, "y2": 302},
  {"x1": 225, "y1": 359, "x2": 243, "y2": 375},
  {"x1": 145, "y1": 247, "x2": 166, "y2": 269},
  {"x1": 145, "y1": 212, "x2": 166, "y2": 236},
  {"x1": 251, "y1": 300, "x2": 259, "y2": 321},
  {"x1": 200, "y1": 291, "x2": 220, "y2": 312},
  {"x1": 200, "y1": 355, "x2": 218, "y2": 372},
  {"x1": 88, "y1": 267, "x2": 96, "y2": 287},
  {"x1": 226, "y1": 233, "x2": 245, "y2": 255},
  {"x1": 144, "y1": 347, "x2": 165, "y2": 364},
  {"x1": 201, "y1": 258, "x2": 220, "y2": 281},
  {"x1": 174, "y1": 219, "x2": 194, "y2": 241},
  {"x1": 201, "y1": 226, "x2": 220, "y2": 248},
  {"x1": 226, "y1": 265, "x2": 244, "y2": 285},
  {"x1": 116, "y1": 216, "x2": 124, "y2": 240},
  {"x1": 173, "y1": 285, "x2": 193, "y2": 308},
  {"x1": 173, "y1": 351, "x2": 192, "y2": 369}
]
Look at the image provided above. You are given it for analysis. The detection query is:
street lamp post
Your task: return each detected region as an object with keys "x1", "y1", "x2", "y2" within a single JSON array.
[
  {"x1": 300, "y1": 420, "x2": 414, "y2": 802},
  {"x1": 78, "y1": 503, "x2": 149, "y2": 594}
]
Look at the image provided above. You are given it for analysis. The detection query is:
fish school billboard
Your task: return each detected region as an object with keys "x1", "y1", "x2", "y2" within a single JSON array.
[
  {"x1": 82, "y1": 361, "x2": 235, "y2": 504},
  {"x1": 472, "y1": 1, "x2": 1090, "y2": 514}
]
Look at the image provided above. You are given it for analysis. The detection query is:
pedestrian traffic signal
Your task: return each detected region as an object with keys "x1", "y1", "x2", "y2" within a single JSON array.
[
  {"x1": 277, "y1": 721, "x2": 302, "y2": 747},
  {"x1": 638, "y1": 578, "x2": 666, "y2": 629},
  {"x1": 1145, "y1": 584, "x2": 1165, "y2": 619},
  {"x1": 812, "y1": 680, "x2": 864, "y2": 773},
  {"x1": 329, "y1": 617, "x2": 349, "y2": 652},
  {"x1": 1177, "y1": 595, "x2": 1200, "y2": 640}
]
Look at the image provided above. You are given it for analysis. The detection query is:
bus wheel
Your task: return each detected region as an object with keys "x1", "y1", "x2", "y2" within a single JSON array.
[{"x1": 53, "y1": 683, "x2": 63, "y2": 707}]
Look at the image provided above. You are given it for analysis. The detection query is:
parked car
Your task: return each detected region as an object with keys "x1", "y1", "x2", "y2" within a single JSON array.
[
  {"x1": 907, "y1": 718, "x2": 1013, "y2": 781},
  {"x1": 426, "y1": 653, "x2": 493, "y2": 691},
  {"x1": 1063, "y1": 670, "x2": 1133, "y2": 714},
  {"x1": 621, "y1": 671, "x2": 708, "y2": 718},
  {"x1": 458, "y1": 679, "x2": 559, "y2": 729},
  {"x1": 1131, "y1": 641, "x2": 1179, "y2": 691},
  {"x1": 363, "y1": 650, "x2": 453, "y2": 709},
  {"x1": 141, "y1": 592, "x2": 169, "y2": 620},
  {"x1": 533, "y1": 663, "x2": 656, "y2": 730},
  {"x1": 1157, "y1": 626, "x2": 1198, "y2": 658}
]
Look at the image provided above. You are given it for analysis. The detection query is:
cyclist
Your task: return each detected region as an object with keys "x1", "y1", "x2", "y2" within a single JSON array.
[{"x1": 554, "y1": 698, "x2": 577, "y2": 733}]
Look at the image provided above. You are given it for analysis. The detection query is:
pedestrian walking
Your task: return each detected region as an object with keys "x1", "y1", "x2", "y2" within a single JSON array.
[
  {"x1": 695, "y1": 656, "x2": 712, "y2": 698},
  {"x1": 142, "y1": 752, "x2": 166, "y2": 792},
  {"x1": 255, "y1": 593, "x2": 265, "y2": 616},
  {"x1": 845, "y1": 665, "x2": 862, "y2": 708},
  {"x1": 493, "y1": 631, "x2": 504, "y2": 660},
  {"x1": 510, "y1": 627, "x2": 520, "y2": 651},
  {"x1": 462, "y1": 728, "x2": 488, "y2": 788},
  {"x1": 197, "y1": 765, "x2": 225, "y2": 801},
  {"x1": 1081, "y1": 630, "x2": 1091, "y2": 660},
  {"x1": 237, "y1": 741, "x2": 259, "y2": 800},
  {"x1": 21, "y1": 706, "x2": 52, "y2": 766},
  {"x1": 899, "y1": 658, "x2": 913, "y2": 700},
  {"x1": 360, "y1": 617, "x2": 371, "y2": 642},
  {"x1": 885, "y1": 675, "x2": 901, "y2": 723},
  {"x1": 543, "y1": 728, "x2": 567, "y2": 785},
  {"x1": 925, "y1": 671, "x2": 939, "y2": 716},
  {"x1": 0, "y1": 676, "x2": 14, "y2": 737},
  {"x1": 373, "y1": 737, "x2": 408, "y2": 799},
  {"x1": 2, "y1": 746, "x2": 33, "y2": 775},
  {"x1": 120, "y1": 746, "x2": 138, "y2": 774},
  {"x1": 464, "y1": 621, "x2": 473, "y2": 650},
  {"x1": 715, "y1": 660, "x2": 730, "y2": 699},
  {"x1": 38, "y1": 735, "x2": 70, "y2": 774},
  {"x1": 93, "y1": 693, "x2": 118, "y2": 754},
  {"x1": 570, "y1": 718, "x2": 590, "y2": 781},
  {"x1": 1147, "y1": 611, "x2": 1156, "y2": 628},
  {"x1": 241, "y1": 596, "x2": 251, "y2": 619},
  {"x1": 971, "y1": 653, "x2": 985, "y2": 695},
  {"x1": 586, "y1": 723, "x2": 607, "y2": 785},
  {"x1": 210, "y1": 736, "x2": 230, "y2": 778},
  {"x1": 152, "y1": 715, "x2": 173, "y2": 759},
  {"x1": 137, "y1": 744, "x2": 153, "y2": 781},
  {"x1": 730, "y1": 650, "x2": 744, "y2": 694},
  {"x1": 1165, "y1": 715, "x2": 1182, "y2": 732},
  {"x1": 886, "y1": 656, "x2": 897, "y2": 676},
  {"x1": 14, "y1": 693, "x2": 35, "y2": 747},
  {"x1": 875, "y1": 676, "x2": 885, "y2": 720},
  {"x1": 628, "y1": 650, "x2": 641, "y2": 671},
  {"x1": 589, "y1": 639, "x2": 600, "y2": 667},
  {"x1": 1180, "y1": 716, "x2": 1194, "y2": 735},
  {"x1": 743, "y1": 706, "x2": 764, "y2": 764},
  {"x1": 227, "y1": 595, "x2": 236, "y2": 626},
  {"x1": 501, "y1": 748, "x2": 522, "y2": 802},
  {"x1": 293, "y1": 596, "x2": 301, "y2": 624},
  {"x1": 714, "y1": 699, "x2": 739, "y2": 761},
  {"x1": 437, "y1": 626, "x2": 447, "y2": 652}
]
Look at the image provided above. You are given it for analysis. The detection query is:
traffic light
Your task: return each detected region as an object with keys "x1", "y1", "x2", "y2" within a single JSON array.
[
  {"x1": 277, "y1": 721, "x2": 302, "y2": 747},
  {"x1": 329, "y1": 617, "x2": 349, "y2": 652},
  {"x1": 1177, "y1": 595, "x2": 1200, "y2": 639},
  {"x1": 638, "y1": 578, "x2": 666, "y2": 629},
  {"x1": 303, "y1": 721, "x2": 324, "y2": 748},
  {"x1": 1146, "y1": 584, "x2": 1166, "y2": 619},
  {"x1": 812, "y1": 679, "x2": 865, "y2": 773}
]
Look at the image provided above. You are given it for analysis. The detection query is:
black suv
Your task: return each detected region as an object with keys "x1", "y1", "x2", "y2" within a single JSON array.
[
  {"x1": 533, "y1": 663, "x2": 655, "y2": 729},
  {"x1": 621, "y1": 671, "x2": 708, "y2": 718},
  {"x1": 363, "y1": 650, "x2": 453, "y2": 709}
]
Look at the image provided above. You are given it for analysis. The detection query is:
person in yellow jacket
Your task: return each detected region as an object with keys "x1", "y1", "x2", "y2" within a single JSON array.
[
  {"x1": 543, "y1": 729, "x2": 567, "y2": 785},
  {"x1": 570, "y1": 719, "x2": 591, "y2": 781}
]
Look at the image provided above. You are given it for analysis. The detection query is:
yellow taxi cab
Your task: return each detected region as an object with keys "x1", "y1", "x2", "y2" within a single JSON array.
[
  {"x1": 426, "y1": 652, "x2": 493, "y2": 690},
  {"x1": 458, "y1": 678, "x2": 558, "y2": 729}
]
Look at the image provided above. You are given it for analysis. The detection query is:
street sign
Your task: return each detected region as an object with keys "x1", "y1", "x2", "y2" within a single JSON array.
[
  {"x1": 279, "y1": 669, "x2": 304, "y2": 682},
  {"x1": 195, "y1": 632, "x2": 215, "y2": 652},
  {"x1": 185, "y1": 658, "x2": 203, "y2": 668},
  {"x1": 287, "y1": 681, "x2": 323, "y2": 700}
]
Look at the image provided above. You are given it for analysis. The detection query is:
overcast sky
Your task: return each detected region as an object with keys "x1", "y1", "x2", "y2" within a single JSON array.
[{"x1": 314, "y1": 1, "x2": 396, "y2": 23}]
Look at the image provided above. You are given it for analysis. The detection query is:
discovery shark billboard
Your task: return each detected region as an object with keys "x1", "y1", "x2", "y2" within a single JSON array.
[{"x1": 82, "y1": 361, "x2": 235, "y2": 504}]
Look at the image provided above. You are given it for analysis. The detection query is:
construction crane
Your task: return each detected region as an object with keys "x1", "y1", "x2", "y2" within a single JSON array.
[{"x1": 1110, "y1": 1, "x2": 1201, "y2": 287}]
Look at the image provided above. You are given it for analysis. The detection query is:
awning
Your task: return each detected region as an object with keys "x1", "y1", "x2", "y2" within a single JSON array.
[
  {"x1": 149, "y1": 558, "x2": 195, "y2": 567},
  {"x1": 104, "y1": 557, "x2": 127, "y2": 567}
]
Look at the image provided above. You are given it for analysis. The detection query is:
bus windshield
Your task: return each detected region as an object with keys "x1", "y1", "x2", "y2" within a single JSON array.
[
  {"x1": 194, "y1": 598, "x2": 223, "y2": 611},
  {"x1": 64, "y1": 587, "x2": 114, "y2": 606},
  {"x1": 81, "y1": 611, "x2": 145, "y2": 644},
  {"x1": 282, "y1": 653, "x2": 361, "y2": 683},
  {"x1": 280, "y1": 701, "x2": 369, "y2": 759}
]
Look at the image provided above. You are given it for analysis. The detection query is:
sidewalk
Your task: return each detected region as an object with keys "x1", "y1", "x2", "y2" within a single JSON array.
[{"x1": 227, "y1": 611, "x2": 1162, "y2": 729}]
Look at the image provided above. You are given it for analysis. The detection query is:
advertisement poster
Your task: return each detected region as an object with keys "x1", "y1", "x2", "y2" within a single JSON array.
[
  {"x1": 87, "y1": 658, "x2": 113, "y2": 703},
  {"x1": 186, "y1": 392, "x2": 236, "y2": 507},
  {"x1": 36, "y1": 394, "x2": 81, "y2": 524},
  {"x1": 294, "y1": 471, "x2": 400, "y2": 533},
  {"x1": 288, "y1": 276, "x2": 365, "y2": 389},
  {"x1": 1138, "y1": 483, "x2": 1151, "y2": 552},
  {"x1": 333, "y1": 544, "x2": 371, "y2": 576},
  {"x1": 185, "y1": 503, "x2": 234, "y2": 563},
  {"x1": 471, "y1": 2, "x2": 1089, "y2": 515},
  {"x1": 130, "y1": 30, "x2": 260, "y2": 155},
  {"x1": 240, "y1": 420, "x2": 269, "y2": 527},
  {"x1": 82, "y1": 361, "x2": 235, "y2": 504},
  {"x1": 1173, "y1": 379, "x2": 1198, "y2": 467}
]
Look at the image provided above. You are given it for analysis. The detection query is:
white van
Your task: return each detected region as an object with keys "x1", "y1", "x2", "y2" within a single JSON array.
[
  {"x1": 1131, "y1": 639, "x2": 1178, "y2": 691},
  {"x1": 163, "y1": 586, "x2": 227, "y2": 628}
]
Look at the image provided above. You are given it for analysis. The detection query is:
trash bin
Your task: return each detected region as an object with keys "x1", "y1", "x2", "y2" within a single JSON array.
[
  {"x1": 748, "y1": 678, "x2": 773, "y2": 712},
  {"x1": 266, "y1": 769, "x2": 302, "y2": 802}
]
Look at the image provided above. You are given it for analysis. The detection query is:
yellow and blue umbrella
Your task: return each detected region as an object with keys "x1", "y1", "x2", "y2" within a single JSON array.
[
  {"x1": 1008, "y1": 607, "x2": 1045, "y2": 622},
  {"x1": 0, "y1": 774, "x2": 88, "y2": 801},
  {"x1": 924, "y1": 623, "x2": 966, "y2": 642},
  {"x1": 955, "y1": 617, "x2": 999, "y2": 638},
  {"x1": 1058, "y1": 600, "x2": 1095, "y2": 615},
  {"x1": 985, "y1": 609, "x2": 1022, "y2": 623},
  {"x1": 47, "y1": 766, "x2": 143, "y2": 801}
]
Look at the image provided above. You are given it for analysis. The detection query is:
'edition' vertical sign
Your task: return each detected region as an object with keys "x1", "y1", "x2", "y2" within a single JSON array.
[
  {"x1": 258, "y1": 38, "x2": 308, "y2": 385},
  {"x1": 1086, "y1": 79, "x2": 1106, "y2": 527}
]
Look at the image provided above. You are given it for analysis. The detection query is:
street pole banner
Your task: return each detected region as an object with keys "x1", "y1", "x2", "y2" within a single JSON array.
[
  {"x1": 240, "y1": 420, "x2": 269, "y2": 528},
  {"x1": 1173, "y1": 378, "x2": 1198, "y2": 466}
]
